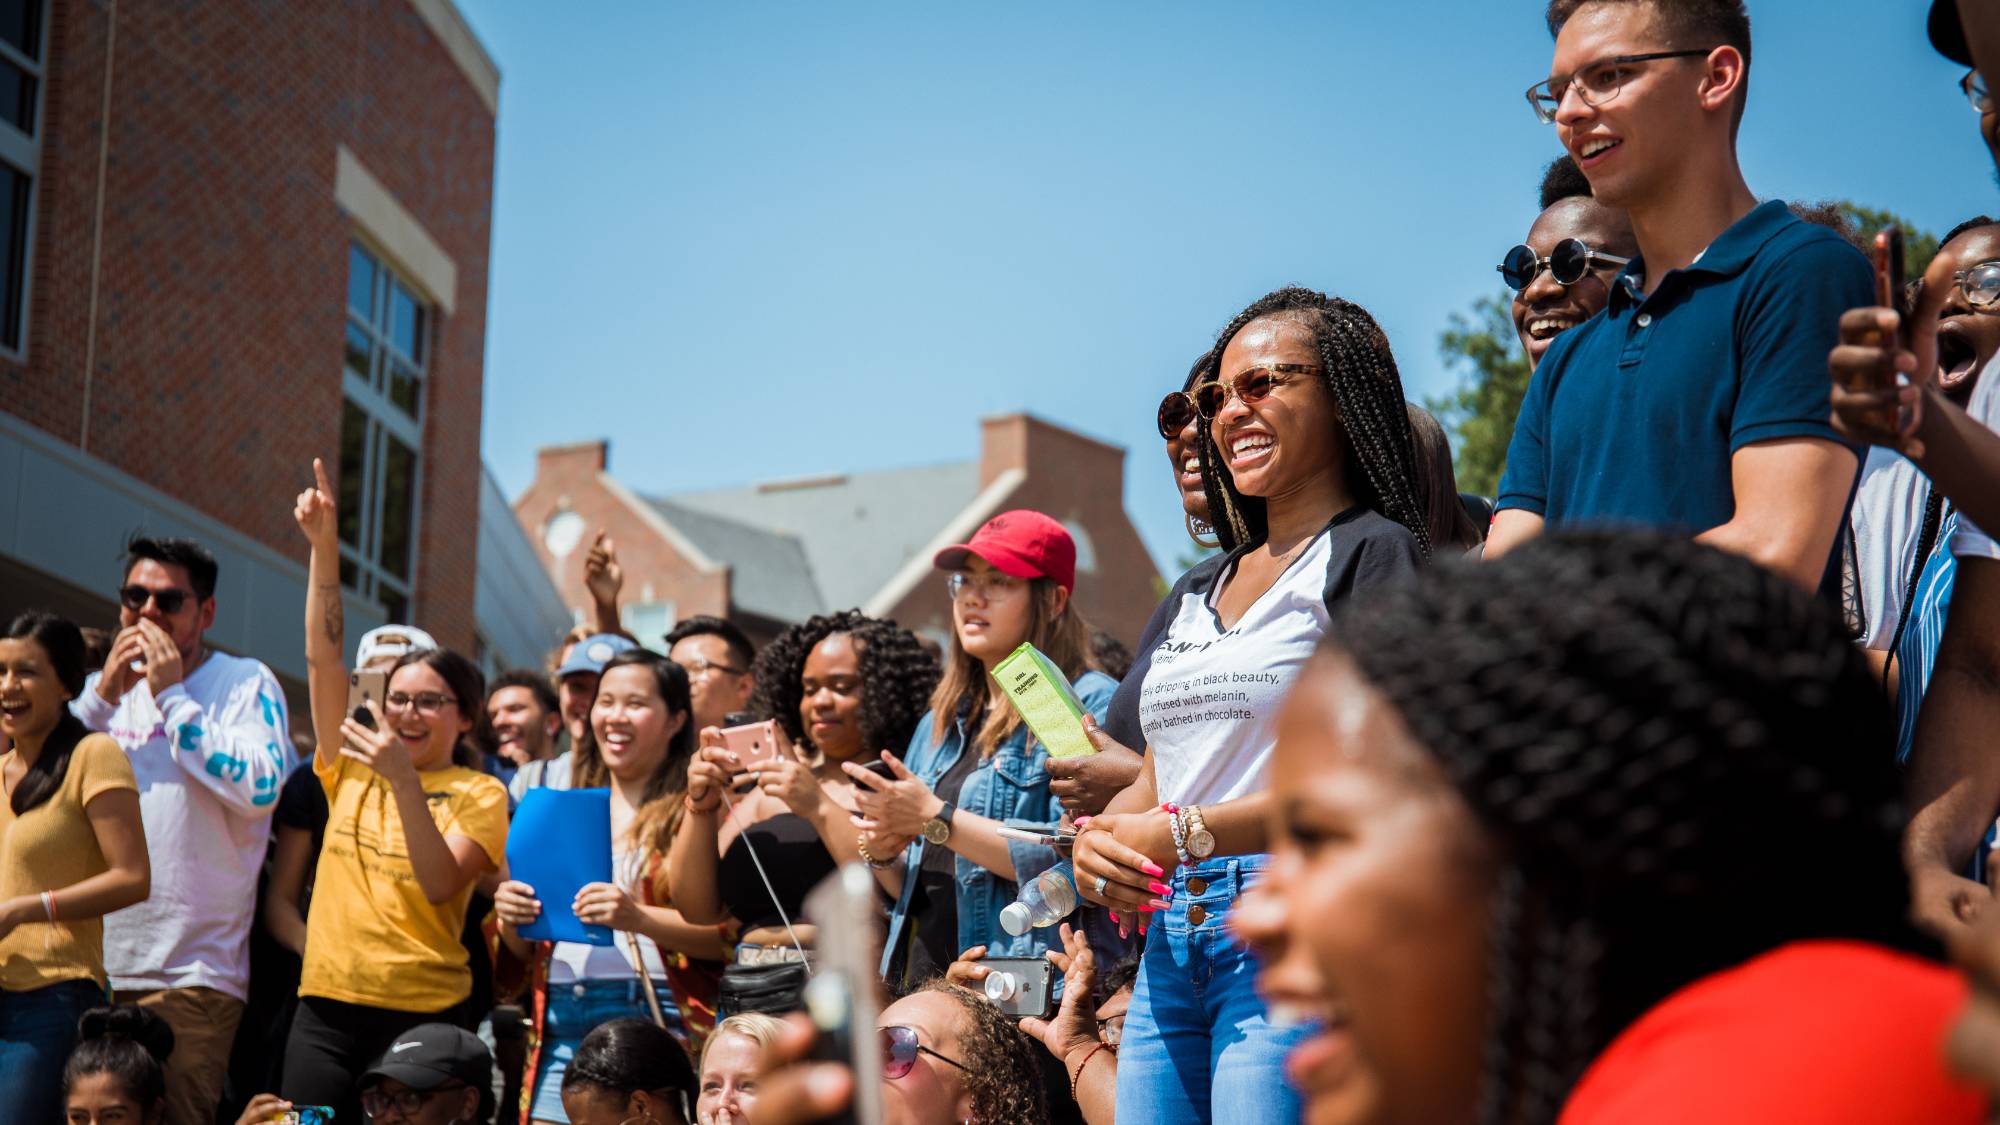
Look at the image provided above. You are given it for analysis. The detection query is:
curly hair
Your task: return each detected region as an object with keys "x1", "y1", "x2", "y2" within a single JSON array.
[
  {"x1": 1195, "y1": 286, "x2": 1431, "y2": 557},
  {"x1": 748, "y1": 610, "x2": 938, "y2": 757},
  {"x1": 917, "y1": 981, "x2": 1047, "y2": 1124},
  {"x1": 1325, "y1": 530, "x2": 1916, "y2": 1125}
]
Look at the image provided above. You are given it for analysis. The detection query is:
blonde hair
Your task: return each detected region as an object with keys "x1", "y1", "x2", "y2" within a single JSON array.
[
  {"x1": 701, "y1": 1012, "x2": 787, "y2": 1066},
  {"x1": 929, "y1": 577, "x2": 1092, "y2": 757}
]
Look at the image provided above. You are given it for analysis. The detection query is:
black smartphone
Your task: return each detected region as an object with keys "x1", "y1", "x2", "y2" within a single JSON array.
[
  {"x1": 979, "y1": 956, "x2": 1056, "y2": 1019},
  {"x1": 1875, "y1": 226, "x2": 1910, "y2": 360}
]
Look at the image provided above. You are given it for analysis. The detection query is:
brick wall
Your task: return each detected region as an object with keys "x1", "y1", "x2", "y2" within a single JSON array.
[
  {"x1": 0, "y1": 0, "x2": 494, "y2": 649},
  {"x1": 511, "y1": 440, "x2": 732, "y2": 632}
]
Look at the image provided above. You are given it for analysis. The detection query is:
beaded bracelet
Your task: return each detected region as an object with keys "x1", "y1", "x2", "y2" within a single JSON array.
[
  {"x1": 40, "y1": 890, "x2": 57, "y2": 923},
  {"x1": 1070, "y1": 1042, "x2": 1112, "y2": 1099}
]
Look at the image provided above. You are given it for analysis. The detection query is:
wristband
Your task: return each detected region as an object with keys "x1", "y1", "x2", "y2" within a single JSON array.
[
  {"x1": 1168, "y1": 806, "x2": 1190, "y2": 868},
  {"x1": 40, "y1": 891, "x2": 56, "y2": 923},
  {"x1": 1070, "y1": 1042, "x2": 1112, "y2": 1099}
]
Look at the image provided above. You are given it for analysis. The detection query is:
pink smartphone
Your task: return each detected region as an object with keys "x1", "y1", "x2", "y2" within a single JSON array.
[{"x1": 717, "y1": 719, "x2": 783, "y2": 772}]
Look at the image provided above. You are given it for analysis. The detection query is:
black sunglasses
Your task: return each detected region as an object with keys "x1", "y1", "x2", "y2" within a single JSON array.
[
  {"x1": 1498, "y1": 238, "x2": 1630, "y2": 291},
  {"x1": 882, "y1": 1025, "x2": 968, "y2": 1080},
  {"x1": 119, "y1": 585, "x2": 193, "y2": 615},
  {"x1": 1157, "y1": 390, "x2": 1196, "y2": 439}
]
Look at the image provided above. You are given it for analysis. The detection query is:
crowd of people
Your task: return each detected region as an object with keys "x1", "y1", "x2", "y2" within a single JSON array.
[{"x1": 10, "y1": 0, "x2": 2000, "y2": 1122}]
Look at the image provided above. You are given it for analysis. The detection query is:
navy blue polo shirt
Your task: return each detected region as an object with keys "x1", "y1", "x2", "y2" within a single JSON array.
[{"x1": 1497, "y1": 201, "x2": 1867, "y2": 556}]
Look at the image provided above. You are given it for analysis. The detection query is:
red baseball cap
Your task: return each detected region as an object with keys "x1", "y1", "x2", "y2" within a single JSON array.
[{"x1": 933, "y1": 510, "x2": 1076, "y2": 592}]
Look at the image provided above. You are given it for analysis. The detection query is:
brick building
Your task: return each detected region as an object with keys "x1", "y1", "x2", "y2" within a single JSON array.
[
  {"x1": 0, "y1": 0, "x2": 556, "y2": 703},
  {"x1": 514, "y1": 414, "x2": 1164, "y2": 652}
]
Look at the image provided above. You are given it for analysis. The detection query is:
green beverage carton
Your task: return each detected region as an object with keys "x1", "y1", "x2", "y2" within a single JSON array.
[{"x1": 993, "y1": 642, "x2": 1096, "y2": 759}]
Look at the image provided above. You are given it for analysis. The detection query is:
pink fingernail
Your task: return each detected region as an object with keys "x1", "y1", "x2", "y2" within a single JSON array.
[
  {"x1": 1148, "y1": 881, "x2": 1172, "y2": 895},
  {"x1": 1149, "y1": 898, "x2": 1172, "y2": 911},
  {"x1": 1139, "y1": 904, "x2": 1156, "y2": 913},
  {"x1": 1109, "y1": 912, "x2": 1119, "y2": 924},
  {"x1": 1074, "y1": 816, "x2": 1093, "y2": 828},
  {"x1": 1142, "y1": 862, "x2": 1165, "y2": 877}
]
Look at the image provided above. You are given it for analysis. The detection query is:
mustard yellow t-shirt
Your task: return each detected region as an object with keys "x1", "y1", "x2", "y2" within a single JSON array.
[
  {"x1": 299, "y1": 750, "x2": 508, "y2": 1012},
  {"x1": 0, "y1": 734, "x2": 137, "y2": 991}
]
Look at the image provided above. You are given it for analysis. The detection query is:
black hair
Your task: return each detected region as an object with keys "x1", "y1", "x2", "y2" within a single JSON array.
[
  {"x1": 1098, "y1": 956, "x2": 1141, "y2": 1005},
  {"x1": 562, "y1": 1018, "x2": 695, "y2": 1121},
  {"x1": 1326, "y1": 531, "x2": 1916, "y2": 1125},
  {"x1": 123, "y1": 535, "x2": 218, "y2": 602},
  {"x1": 1788, "y1": 201, "x2": 1858, "y2": 246},
  {"x1": 748, "y1": 610, "x2": 938, "y2": 758},
  {"x1": 4, "y1": 611, "x2": 92, "y2": 816},
  {"x1": 486, "y1": 668, "x2": 559, "y2": 716},
  {"x1": 1405, "y1": 404, "x2": 1484, "y2": 553},
  {"x1": 1942, "y1": 214, "x2": 2000, "y2": 249},
  {"x1": 64, "y1": 1004, "x2": 175, "y2": 1110},
  {"x1": 388, "y1": 648, "x2": 487, "y2": 770},
  {"x1": 1538, "y1": 155, "x2": 1592, "y2": 210},
  {"x1": 1088, "y1": 630, "x2": 1134, "y2": 680},
  {"x1": 663, "y1": 615, "x2": 757, "y2": 674},
  {"x1": 1546, "y1": 0, "x2": 1752, "y2": 128},
  {"x1": 1195, "y1": 287, "x2": 1431, "y2": 557}
]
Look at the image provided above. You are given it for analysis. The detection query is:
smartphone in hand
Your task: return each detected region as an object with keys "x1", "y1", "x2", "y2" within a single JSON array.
[
  {"x1": 717, "y1": 719, "x2": 784, "y2": 773},
  {"x1": 1874, "y1": 226, "x2": 1910, "y2": 361},
  {"x1": 346, "y1": 669, "x2": 387, "y2": 731},
  {"x1": 979, "y1": 956, "x2": 1057, "y2": 1019}
]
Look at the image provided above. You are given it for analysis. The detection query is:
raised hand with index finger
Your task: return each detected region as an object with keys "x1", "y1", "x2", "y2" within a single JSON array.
[{"x1": 293, "y1": 457, "x2": 340, "y2": 550}]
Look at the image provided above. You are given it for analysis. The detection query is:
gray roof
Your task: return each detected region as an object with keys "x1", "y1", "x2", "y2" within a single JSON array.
[
  {"x1": 657, "y1": 460, "x2": 982, "y2": 614},
  {"x1": 643, "y1": 498, "x2": 826, "y2": 624},
  {"x1": 477, "y1": 466, "x2": 576, "y2": 672}
]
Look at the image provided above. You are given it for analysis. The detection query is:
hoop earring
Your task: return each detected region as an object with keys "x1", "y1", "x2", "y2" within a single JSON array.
[{"x1": 1185, "y1": 513, "x2": 1219, "y2": 549}]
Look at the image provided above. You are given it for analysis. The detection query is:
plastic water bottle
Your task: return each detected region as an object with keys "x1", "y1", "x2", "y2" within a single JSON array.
[{"x1": 999, "y1": 865, "x2": 1079, "y2": 935}]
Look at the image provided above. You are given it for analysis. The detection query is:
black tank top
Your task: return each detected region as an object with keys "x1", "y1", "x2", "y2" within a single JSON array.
[{"x1": 717, "y1": 813, "x2": 838, "y2": 935}]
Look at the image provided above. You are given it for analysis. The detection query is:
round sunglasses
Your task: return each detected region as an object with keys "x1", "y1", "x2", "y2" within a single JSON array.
[
  {"x1": 882, "y1": 1024, "x2": 968, "y2": 1080},
  {"x1": 1156, "y1": 390, "x2": 1196, "y2": 439},
  {"x1": 1191, "y1": 364, "x2": 1322, "y2": 421},
  {"x1": 1497, "y1": 238, "x2": 1630, "y2": 292},
  {"x1": 119, "y1": 584, "x2": 194, "y2": 615}
]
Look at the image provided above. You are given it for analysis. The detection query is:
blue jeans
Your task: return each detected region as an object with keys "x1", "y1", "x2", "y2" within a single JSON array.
[
  {"x1": 0, "y1": 978, "x2": 105, "y2": 1125},
  {"x1": 1114, "y1": 856, "x2": 1303, "y2": 1124},
  {"x1": 530, "y1": 978, "x2": 679, "y2": 1122}
]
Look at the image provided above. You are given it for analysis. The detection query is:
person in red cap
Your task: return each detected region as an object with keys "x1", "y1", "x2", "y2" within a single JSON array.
[{"x1": 846, "y1": 509, "x2": 1120, "y2": 987}]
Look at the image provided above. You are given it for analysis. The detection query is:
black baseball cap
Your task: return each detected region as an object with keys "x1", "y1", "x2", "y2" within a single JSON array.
[
  {"x1": 1932, "y1": 0, "x2": 1973, "y2": 66},
  {"x1": 361, "y1": 1023, "x2": 493, "y2": 1093}
]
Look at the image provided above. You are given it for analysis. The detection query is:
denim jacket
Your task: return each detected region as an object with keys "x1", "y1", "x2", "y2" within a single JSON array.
[{"x1": 879, "y1": 671, "x2": 1118, "y2": 975}]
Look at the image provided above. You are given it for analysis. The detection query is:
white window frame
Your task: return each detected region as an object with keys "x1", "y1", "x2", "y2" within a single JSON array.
[
  {"x1": 339, "y1": 240, "x2": 429, "y2": 623},
  {"x1": 0, "y1": 0, "x2": 48, "y2": 360}
]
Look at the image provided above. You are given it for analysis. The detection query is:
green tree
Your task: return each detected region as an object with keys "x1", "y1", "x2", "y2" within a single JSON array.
[
  {"x1": 1426, "y1": 201, "x2": 1939, "y2": 497},
  {"x1": 1426, "y1": 292, "x2": 1531, "y2": 498}
]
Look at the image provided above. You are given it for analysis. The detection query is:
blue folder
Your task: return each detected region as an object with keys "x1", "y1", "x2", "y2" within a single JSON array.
[{"x1": 507, "y1": 787, "x2": 615, "y2": 946}]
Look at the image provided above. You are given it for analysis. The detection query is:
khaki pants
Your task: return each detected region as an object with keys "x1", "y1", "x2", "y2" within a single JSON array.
[{"x1": 114, "y1": 986, "x2": 245, "y2": 1125}]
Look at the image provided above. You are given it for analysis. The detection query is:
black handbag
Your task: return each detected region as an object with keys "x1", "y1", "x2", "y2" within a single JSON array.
[{"x1": 718, "y1": 959, "x2": 810, "y2": 1016}]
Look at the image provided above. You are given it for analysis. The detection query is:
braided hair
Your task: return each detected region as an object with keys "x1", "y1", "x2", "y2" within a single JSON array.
[
  {"x1": 1325, "y1": 531, "x2": 1916, "y2": 1124},
  {"x1": 748, "y1": 610, "x2": 939, "y2": 758},
  {"x1": 1195, "y1": 287, "x2": 1430, "y2": 557}
]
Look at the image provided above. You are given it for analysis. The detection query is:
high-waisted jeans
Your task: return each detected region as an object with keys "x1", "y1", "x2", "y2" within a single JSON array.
[
  {"x1": 529, "y1": 977, "x2": 679, "y2": 1122},
  {"x1": 1114, "y1": 855, "x2": 1304, "y2": 1124},
  {"x1": 0, "y1": 978, "x2": 105, "y2": 1125}
]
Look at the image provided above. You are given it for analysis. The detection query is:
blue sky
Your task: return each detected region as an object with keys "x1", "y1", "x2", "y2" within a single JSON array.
[{"x1": 465, "y1": 1, "x2": 1998, "y2": 576}]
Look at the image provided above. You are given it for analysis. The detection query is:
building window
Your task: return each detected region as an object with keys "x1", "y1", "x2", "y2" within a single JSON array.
[
  {"x1": 339, "y1": 242, "x2": 429, "y2": 622},
  {"x1": 0, "y1": 0, "x2": 44, "y2": 355}
]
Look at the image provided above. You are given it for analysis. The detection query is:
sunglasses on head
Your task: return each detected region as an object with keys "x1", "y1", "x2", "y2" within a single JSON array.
[
  {"x1": 881, "y1": 1025, "x2": 968, "y2": 1080},
  {"x1": 1192, "y1": 364, "x2": 1321, "y2": 421},
  {"x1": 1498, "y1": 238, "x2": 1630, "y2": 292},
  {"x1": 119, "y1": 585, "x2": 192, "y2": 615}
]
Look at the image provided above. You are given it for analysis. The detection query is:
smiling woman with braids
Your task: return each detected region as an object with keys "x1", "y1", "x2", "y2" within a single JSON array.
[
  {"x1": 1071, "y1": 286, "x2": 1428, "y2": 1124},
  {"x1": 668, "y1": 610, "x2": 935, "y2": 1012},
  {"x1": 1235, "y1": 532, "x2": 1985, "y2": 1125}
]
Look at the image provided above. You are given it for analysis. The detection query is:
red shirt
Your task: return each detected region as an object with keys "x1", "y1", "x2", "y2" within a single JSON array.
[{"x1": 1561, "y1": 941, "x2": 1987, "y2": 1124}]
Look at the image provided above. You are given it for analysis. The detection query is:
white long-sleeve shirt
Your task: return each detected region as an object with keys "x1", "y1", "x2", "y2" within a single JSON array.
[{"x1": 73, "y1": 651, "x2": 291, "y2": 999}]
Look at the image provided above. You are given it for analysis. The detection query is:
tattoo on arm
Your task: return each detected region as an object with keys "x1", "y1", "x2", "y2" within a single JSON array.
[{"x1": 318, "y1": 583, "x2": 343, "y2": 645}]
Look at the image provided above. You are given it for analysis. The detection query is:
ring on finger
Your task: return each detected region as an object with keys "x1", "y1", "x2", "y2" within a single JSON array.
[{"x1": 1092, "y1": 875, "x2": 1109, "y2": 896}]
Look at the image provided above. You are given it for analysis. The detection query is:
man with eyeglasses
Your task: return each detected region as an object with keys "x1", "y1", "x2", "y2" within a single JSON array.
[
  {"x1": 72, "y1": 535, "x2": 291, "y2": 1125},
  {"x1": 665, "y1": 614, "x2": 758, "y2": 735},
  {"x1": 1844, "y1": 218, "x2": 2000, "y2": 730},
  {"x1": 1503, "y1": 155, "x2": 1638, "y2": 369},
  {"x1": 1486, "y1": 0, "x2": 1870, "y2": 600}
]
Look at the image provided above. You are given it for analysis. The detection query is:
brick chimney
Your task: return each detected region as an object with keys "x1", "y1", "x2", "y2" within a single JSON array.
[
  {"x1": 537, "y1": 440, "x2": 609, "y2": 480},
  {"x1": 979, "y1": 414, "x2": 1124, "y2": 492}
]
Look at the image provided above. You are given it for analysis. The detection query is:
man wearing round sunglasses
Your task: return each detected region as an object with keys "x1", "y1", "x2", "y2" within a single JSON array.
[
  {"x1": 1489, "y1": 0, "x2": 1870, "y2": 601},
  {"x1": 71, "y1": 535, "x2": 292, "y2": 1125},
  {"x1": 1503, "y1": 155, "x2": 1637, "y2": 369}
]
